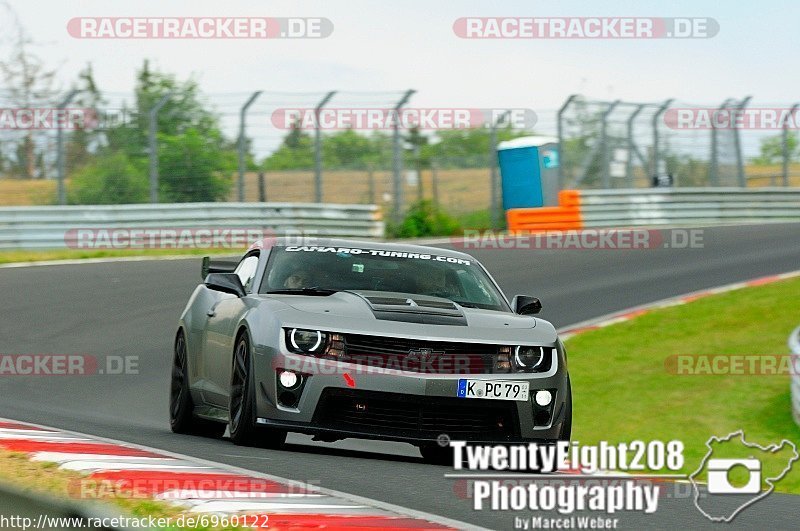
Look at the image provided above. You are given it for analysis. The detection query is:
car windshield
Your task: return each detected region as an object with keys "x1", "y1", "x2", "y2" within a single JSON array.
[{"x1": 262, "y1": 245, "x2": 509, "y2": 312}]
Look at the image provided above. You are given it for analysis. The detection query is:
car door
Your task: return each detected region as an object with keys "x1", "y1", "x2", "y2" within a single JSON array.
[{"x1": 201, "y1": 252, "x2": 260, "y2": 407}]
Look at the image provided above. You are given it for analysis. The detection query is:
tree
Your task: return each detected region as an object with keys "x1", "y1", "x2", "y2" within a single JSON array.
[
  {"x1": 91, "y1": 60, "x2": 236, "y2": 203},
  {"x1": 262, "y1": 122, "x2": 314, "y2": 170},
  {"x1": 0, "y1": 2, "x2": 58, "y2": 178},
  {"x1": 68, "y1": 151, "x2": 148, "y2": 204},
  {"x1": 752, "y1": 133, "x2": 799, "y2": 165},
  {"x1": 66, "y1": 63, "x2": 104, "y2": 174}
]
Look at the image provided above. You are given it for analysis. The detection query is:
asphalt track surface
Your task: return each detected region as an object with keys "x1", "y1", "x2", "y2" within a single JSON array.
[{"x1": 1, "y1": 223, "x2": 800, "y2": 529}]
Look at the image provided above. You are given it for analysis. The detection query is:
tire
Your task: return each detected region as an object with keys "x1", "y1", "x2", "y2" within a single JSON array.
[
  {"x1": 558, "y1": 375, "x2": 572, "y2": 442},
  {"x1": 419, "y1": 444, "x2": 456, "y2": 466},
  {"x1": 228, "y1": 332, "x2": 286, "y2": 448},
  {"x1": 170, "y1": 330, "x2": 226, "y2": 438}
]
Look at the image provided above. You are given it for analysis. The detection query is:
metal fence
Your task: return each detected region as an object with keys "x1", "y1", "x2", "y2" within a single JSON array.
[
  {"x1": 4, "y1": 88, "x2": 800, "y2": 231},
  {"x1": 0, "y1": 202, "x2": 383, "y2": 249},
  {"x1": 557, "y1": 95, "x2": 800, "y2": 189},
  {"x1": 506, "y1": 188, "x2": 800, "y2": 232},
  {"x1": 0, "y1": 87, "x2": 544, "y2": 229}
]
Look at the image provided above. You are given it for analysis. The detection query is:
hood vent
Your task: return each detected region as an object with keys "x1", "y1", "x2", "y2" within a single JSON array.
[
  {"x1": 349, "y1": 290, "x2": 467, "y2": 326},
  {"x1": 365, "y1": 296, "x2": 412, "y2": 306}
]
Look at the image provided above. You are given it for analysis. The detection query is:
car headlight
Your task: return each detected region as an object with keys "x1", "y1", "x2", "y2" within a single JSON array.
[
  {"x1": 287, "y1": 328, "x2": 328, "y2": 354},
  {"x1": 514, "y1": 346, "x2": 547, "y2": 371}
]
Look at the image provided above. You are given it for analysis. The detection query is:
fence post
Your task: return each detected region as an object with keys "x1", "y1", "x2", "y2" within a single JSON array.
[
  {"x1": 314, "y1": 91, "x2": 336, "y2": 203},
  {"x1": 651, "y1": 99, "x2": 673, "y2": 182},
  {"x1": 782, "y1": 103, "x2": 799, "y2": 187},
  {"x1": 734, "y1": 96, "x2": 752, "y2": 187},
  {"x1": 710, "y1": 98, "x2": 732, "y2": 187},
  {"x1": 600, "y1": 100, "x2": 620, "y2": 189},
  {"x1": 431, "y1": 161, "x2": 439, "y2": 207},
  {"x1": 625, "y1": 105, "x2": 644, "y2": 187},
  {"x1": 392, "y1": 89, "x2": 415, "y2": 221},
  {"x1": 258, "y1": 171, "x2": 266, "y2": 202},
  {"x1": 238, "y1": 91, "x2": 262, "y2": 202},
  {"x1": 56, "y1": 89, "x2": 79, "y2": 205},
  {"x1": 367, "y1": 164, "x2": 375, "y2": 204},
  {"x1": 148, "y1": 92, "x2": 173, "y2": 204},
  {"x1": 557, "y1": 95, "x2": 577, "y2": 189}
]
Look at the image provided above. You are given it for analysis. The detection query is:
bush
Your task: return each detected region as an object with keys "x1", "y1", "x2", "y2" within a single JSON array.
[
  {"x1": 388, "y1": 200, "x2": 461, "y2": 238},
  {"x1": 68, "y1": 152, "x2": 149, "y2": 205}
]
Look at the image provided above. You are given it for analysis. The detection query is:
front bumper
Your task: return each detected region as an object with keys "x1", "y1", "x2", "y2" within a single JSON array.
[{"x1": 253, "y1": 347, "x2": 569, "y2": 444}]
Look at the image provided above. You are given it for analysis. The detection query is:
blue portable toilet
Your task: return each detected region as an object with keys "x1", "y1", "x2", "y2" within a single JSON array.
[{"x1": 497, "y1": 136, "x2": 560, "y2": 209}]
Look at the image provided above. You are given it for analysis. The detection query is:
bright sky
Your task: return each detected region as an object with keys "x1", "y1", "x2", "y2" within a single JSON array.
[
  {"x1": 2, "y1": 0, "x2": 797, "y2": 154},
  {"x1": 4, "y1": 0, "x2": 799, "y2": 104}
]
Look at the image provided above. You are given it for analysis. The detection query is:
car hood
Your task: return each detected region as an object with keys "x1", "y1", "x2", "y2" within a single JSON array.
[{"x1": 256, "y1": 290, "x2": 558, "y2": 345}]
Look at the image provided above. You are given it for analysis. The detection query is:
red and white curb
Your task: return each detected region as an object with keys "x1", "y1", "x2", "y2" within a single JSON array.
[
  {"x1": 558, "y1": 270, "x2": 800, "y2": 341},
  {"x1": 0, "y1": 419, "x2": 471, "y2": 530}
]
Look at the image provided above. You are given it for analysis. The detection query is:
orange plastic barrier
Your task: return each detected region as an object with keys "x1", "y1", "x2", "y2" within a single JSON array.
[{"x1": 506, "y1": 190, "x2": 583, "y2": 232}]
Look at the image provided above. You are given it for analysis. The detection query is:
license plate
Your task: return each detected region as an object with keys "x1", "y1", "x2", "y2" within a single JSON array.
[{"x1": 457, "y1": 379, "x2": 530, "y2": 401}]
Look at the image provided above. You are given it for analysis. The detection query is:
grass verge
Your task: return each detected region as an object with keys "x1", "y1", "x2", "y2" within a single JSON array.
[
  {"x1": 566, "y1": 276, "x2": 800, "y2": 493},
  {"x1": 0, "y1": 450, "x2": 242, "y2": 530},
  {"x1": 0, "y1": 248, "x2": 241, "y2": 265}
]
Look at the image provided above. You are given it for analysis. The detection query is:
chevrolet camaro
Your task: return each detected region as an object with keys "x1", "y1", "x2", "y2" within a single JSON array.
[{"x1": 169, "y1": 238, "x2": 571, "y2": 463}]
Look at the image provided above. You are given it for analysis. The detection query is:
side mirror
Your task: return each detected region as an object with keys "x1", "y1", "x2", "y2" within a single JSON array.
[
  {"x1": 205, "y1": 273, "x2": 246, "y2": 298},
  {"x1": 201, "y1": 256, "x2": 238, "y2": 280},
  {"x1": 512, "y1": 295, "x2": 542, "y2": 315}
]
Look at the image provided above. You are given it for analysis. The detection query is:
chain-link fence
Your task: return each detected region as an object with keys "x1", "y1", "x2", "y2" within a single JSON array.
[
  {"x1": 0, "y1": 86, "x2": 544, "y2": 230},
  {"x1": 4, "y1": 88, "x2": 799, "y2": 229},
  {"x1": 558, "y1": 95, "x2": 800, "y2": 189}
]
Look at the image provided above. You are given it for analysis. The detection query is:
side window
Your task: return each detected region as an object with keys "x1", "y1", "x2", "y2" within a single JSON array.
[{"x1": 235, "y1": 254, "x2": 260, "y2": 292}]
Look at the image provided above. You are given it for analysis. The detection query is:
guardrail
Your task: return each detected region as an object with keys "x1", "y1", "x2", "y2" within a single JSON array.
[
  {"x1": 507, "y1": 188, "x2": 800, "y2": 231},
  {"x1": 790, "y1": 326, "x2": 800, "y2": 428},
  {"x1": 0, "y1": 202, "x2": 384, "y2": 249}
]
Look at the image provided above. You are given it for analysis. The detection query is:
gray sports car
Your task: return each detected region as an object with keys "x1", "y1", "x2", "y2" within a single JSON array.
[{"x1": 170, "y1": 237, "x2": 571, "y2": 462}]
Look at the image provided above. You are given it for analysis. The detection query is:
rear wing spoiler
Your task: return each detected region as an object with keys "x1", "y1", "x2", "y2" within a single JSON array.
[{"x1": 201, "y1": 256, "x2": 239, "y2": 280}]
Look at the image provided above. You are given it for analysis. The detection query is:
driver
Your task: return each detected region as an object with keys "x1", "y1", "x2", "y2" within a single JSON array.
[
  {"x1": 283, "y1": 267, "x2": 313, "y2": 289},
  {"x1": 417, "y1": 266, "x2": 452, "y2": 296}
]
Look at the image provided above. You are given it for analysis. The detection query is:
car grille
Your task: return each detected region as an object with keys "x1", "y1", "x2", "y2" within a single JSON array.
[
  {"x1": 313, "y1": 389, "x2": 520, "y2": 440},
  {"x1": 341, "y1": 333, "x2": 499, "y2": 374}
]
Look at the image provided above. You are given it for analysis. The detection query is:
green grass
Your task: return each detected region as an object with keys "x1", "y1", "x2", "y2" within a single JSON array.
[
  {"x1": 0, "y1": 248, "x2": 241, "y2": 265},
  {"x1": 0, "y1": 451, "x2": 243, "y2": 530},
  {"x1": 566, "y1": 276, "x2": 800, "y2": 493}
]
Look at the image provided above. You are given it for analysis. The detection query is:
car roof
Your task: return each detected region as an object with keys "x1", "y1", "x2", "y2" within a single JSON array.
[{"x1": 247, "y1": 237, "x2": 477, "y2": 262}]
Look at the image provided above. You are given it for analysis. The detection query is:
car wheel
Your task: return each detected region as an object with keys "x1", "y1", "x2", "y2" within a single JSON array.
[
  {"x1": 558, "y1": 375, "x2": 572, "y2": 442},
  {"x1": 229, "y1": 332, "x2": 286, "y2": 448},
  {"x1": 170, "y1": 330, "x2": 226, "y2": 437},
  {"x1": 419, "y1": 444, "x2": 455, "y2": 466}
]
